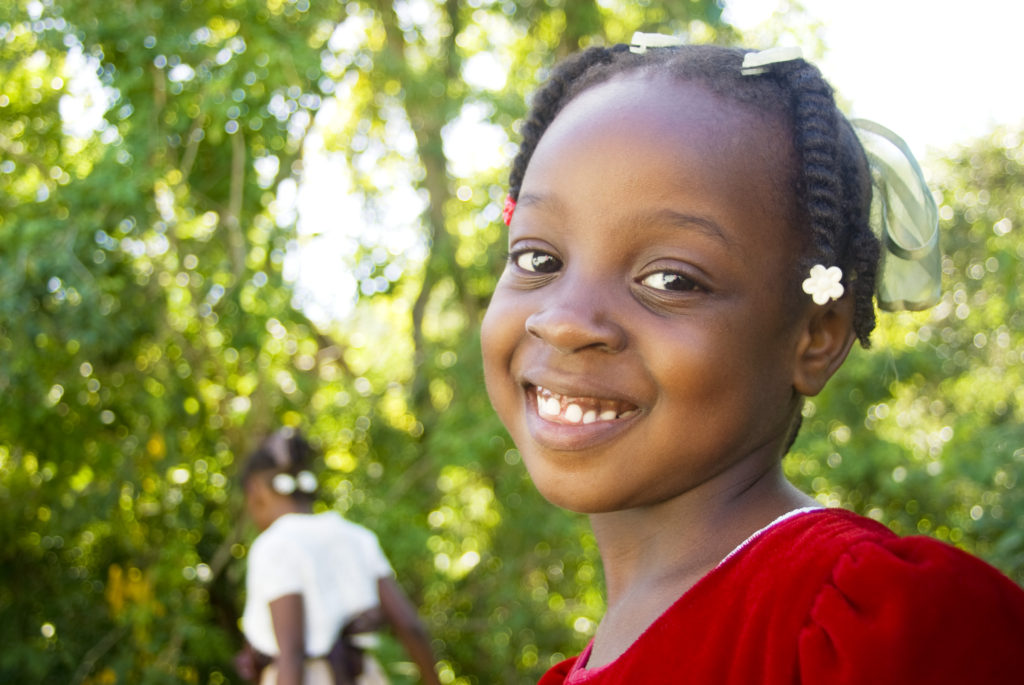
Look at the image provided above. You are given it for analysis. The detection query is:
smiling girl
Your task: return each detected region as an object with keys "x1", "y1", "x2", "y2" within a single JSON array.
[{"x1": 481, "y1": 39, "x2": 1024, "y2": 683}]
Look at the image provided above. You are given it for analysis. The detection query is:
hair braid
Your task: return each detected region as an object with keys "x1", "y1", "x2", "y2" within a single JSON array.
[
  {"x1": 775, "y1": 62, "x2": 844, "y2": 269},
  {"x1": 773, "y1": 60, "x2": 879, "y2": 345},
  {"x1": 848, "y1": 223, "x2": 881, "y2": 345}
]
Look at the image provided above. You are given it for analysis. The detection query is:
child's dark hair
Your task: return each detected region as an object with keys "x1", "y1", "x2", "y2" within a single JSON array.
[
  {"x1": 241, "y1": 428, "x2": 317, "y2": 500},
  {"x1": 508, "y1": 44, "x2": 881, "y2": 346}
]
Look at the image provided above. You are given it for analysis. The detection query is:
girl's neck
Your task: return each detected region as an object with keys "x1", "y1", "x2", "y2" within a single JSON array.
[
  {"x1": 591, "y1": 465, "x2": 812, "y2": 603},
  {"x1": 584, "y1": 463, "x2": 814, "y2": 668},
  {"x1": 264, "y1": 499, "x2": 313, "y2": 530}
]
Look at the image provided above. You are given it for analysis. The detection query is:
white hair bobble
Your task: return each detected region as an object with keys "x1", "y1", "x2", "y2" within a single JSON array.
[
  {"x1": 271, "y1": 470, "x2": 318, "y2": 496},
  {"x1": 296, "y1": 470, "x2": 318, "y2": 493}
]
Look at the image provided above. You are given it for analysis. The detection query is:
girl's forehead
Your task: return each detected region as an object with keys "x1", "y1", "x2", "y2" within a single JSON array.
[
  {"x1": 553, "y1": 73, "x2": 791, "y2": 156},
  {"x1": 526, "y1": 74, "x2": 800, "y2": 234}
]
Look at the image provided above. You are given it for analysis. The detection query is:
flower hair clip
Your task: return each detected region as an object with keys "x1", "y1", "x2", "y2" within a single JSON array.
[
  {"x1": 741, "y1": 46, "x2": 803, "y2": 75},
  {"x1": 271, "y1": 470, "x2": 318, "y2": 495},
  {"x1": 629, "y1": 31, "x2": 684, "y2": 55},
  {"x1": 502, "y1": 195, "x2": 516, "y2": 226},
  {"x1": 802, "y1": 264, "x2": 844, "y2": 305}
]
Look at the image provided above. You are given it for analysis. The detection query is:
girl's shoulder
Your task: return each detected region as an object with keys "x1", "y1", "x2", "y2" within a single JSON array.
[
  {"x1": 748, "y1": 507, "x2": 1020, "y2": 589},
  {"x1": 748, "y1": 508, "x2": 1024, "y2": 682},
  {"x1": 249, "y1": 512, "x2": 337, "y2": 555},
  {"x1": 736, "y1": 507, "x2": 1024, "y2": 625}
]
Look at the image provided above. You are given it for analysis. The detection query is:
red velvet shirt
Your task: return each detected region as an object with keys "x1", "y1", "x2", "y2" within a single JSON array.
[{"x1": 540, "y1": 509, "x2": 1024, "y2": 684}]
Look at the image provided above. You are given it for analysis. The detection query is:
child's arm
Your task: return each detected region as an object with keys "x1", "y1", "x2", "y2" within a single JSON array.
[
  {"x1": 378, "y1": 576, "x2": 442, "y2": 685},
  {"x1": 268, "y1": 593, "x2": 306, "y2": 685}
]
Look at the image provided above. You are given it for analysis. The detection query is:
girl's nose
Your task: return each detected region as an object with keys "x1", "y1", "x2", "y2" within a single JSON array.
[{"x1": 524, "y1": 288, "x2": 627, "y2": 354}]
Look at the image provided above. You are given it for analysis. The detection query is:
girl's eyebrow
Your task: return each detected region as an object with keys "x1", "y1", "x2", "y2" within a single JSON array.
[
  {"x1": 516, "y1": 191, "x2": 560, "y2": 211},
  {"x1": 647, "y1": 208, "x2": 730, "y2": 245},
  {"x1": 516, "y1": 193, "x2": 728, "y2": 245}
]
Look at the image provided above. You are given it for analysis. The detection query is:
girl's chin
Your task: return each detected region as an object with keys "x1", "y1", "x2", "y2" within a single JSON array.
[
  {"x1": 532, "y1": 481, "x2": 616, "y2": 515},
  {"x1": 520, "y1": 454, "x2": 638, "y2": 515}
]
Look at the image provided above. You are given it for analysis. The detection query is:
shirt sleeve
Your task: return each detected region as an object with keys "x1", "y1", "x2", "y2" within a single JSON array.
[
  {"x1": 358, "y1": 528, "x2": 394, "y2": 579},
  {"x1": 248, "y1": 532, "x2": 305, "y2": 602},
  {"x1": 798, "y1": 536, "x2": 1024, "y2": 684}
]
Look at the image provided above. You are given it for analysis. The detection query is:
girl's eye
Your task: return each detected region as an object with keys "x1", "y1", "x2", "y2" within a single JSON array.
[
  {"x1": 641, "y1": 271, "x2": 699, "y2": 292},
  {"x1": 513, "y1": 250, "x2": 561, "y2": 274}
]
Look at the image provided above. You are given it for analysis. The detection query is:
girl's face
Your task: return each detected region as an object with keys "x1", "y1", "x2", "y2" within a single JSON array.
[{"x1": 482, "y1": 75, "x2": 811, "y2": 514}]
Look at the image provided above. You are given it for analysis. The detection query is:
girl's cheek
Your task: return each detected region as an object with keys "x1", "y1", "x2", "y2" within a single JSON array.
[
  {"x1": 480, "y1": 301, "x2": 506, "y2": 360},
  {"x1": 480, "y1": 316, "x2": 511, "y2": 411},
  {"x1": 482, "y1": 290, "x2": 524, "y2": 360}
]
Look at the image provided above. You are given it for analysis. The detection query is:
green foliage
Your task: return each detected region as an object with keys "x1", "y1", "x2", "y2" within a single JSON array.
[
  {"x1": 2, "y1": 1, "x2": 1021, "y2": 684},
  {"x1": 0, "y1": 1, "x2": 727, "y2": 683},
  {"x1": 1, "y1": 0, "x2": 348, "y2": 682}
]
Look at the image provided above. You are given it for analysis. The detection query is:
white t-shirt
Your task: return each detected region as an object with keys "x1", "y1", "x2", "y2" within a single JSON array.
[{"x1": 241, "y1": 511, "x2": 393, "y2": 657}]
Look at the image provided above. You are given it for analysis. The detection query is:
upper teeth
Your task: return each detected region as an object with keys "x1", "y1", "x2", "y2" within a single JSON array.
[{"x1": 534, "y1": 386, "x2": 636, "y2": 424}]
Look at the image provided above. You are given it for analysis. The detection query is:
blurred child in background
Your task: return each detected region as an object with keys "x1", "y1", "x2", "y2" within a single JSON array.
[{"x1": 237, "y1": 429, "x2": 441, "y2": 685}]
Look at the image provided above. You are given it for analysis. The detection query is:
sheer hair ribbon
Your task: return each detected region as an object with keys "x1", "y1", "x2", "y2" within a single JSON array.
[{"x1": 852, "y1": 119, "x2": 941, "y2": 311}]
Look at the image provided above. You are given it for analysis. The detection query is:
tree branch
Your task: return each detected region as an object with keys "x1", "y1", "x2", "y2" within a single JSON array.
[
  {"x1": 70, "y1": 624, "x2": 130, "y2": 685},
  {"x1": 224, "y1": 129, "x2": 247, "y2": 280}
]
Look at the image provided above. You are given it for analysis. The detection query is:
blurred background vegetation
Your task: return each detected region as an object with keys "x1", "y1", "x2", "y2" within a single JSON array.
[{"x1": 1, "y1": 0, "x2": 1022, "y2": 683}]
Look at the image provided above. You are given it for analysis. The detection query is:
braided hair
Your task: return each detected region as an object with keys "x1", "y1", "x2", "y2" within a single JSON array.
[
  {"x1": 508, "y1": 44, "x2": 881, "y2": 346},
  {"x1": 241, "y1": 428, "x2": 317, "y2": 501}
]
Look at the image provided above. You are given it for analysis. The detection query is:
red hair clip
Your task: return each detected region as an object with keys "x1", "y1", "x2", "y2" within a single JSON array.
[{"x1": 502, "y1": 195, "x2": 516, "y2": 226}]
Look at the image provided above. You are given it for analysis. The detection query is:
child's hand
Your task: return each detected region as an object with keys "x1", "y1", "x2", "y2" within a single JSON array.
[
  {"x1": 343, "y1": 606, "x2": 385, "y2": 634},
  {"x1": 234, "y1": 642, "x2": 270, "y2": 682}
]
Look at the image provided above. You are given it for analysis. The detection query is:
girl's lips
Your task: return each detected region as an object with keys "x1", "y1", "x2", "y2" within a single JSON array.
[{"x1": 521, "y1": 384, "x2": 642, "y2": 452}]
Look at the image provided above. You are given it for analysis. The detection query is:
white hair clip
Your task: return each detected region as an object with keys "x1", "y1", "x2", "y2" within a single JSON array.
[
  {"x1": 741, "y1": 46, "x2": 803, "y2": 75},
  {"x1": 271, "y1": 470, "x2": 317, "y2": 496},
  {"x1": 802, "y1": 264, "x2": 844, "y2": 305},
  {"x1": 629, "y1": 31, "x2": 683, "y2": 55}
]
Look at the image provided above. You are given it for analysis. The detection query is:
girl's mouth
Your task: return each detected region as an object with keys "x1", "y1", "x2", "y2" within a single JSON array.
[{"x1": 531, "y1": 385, "x2": 640, "y2": 425}]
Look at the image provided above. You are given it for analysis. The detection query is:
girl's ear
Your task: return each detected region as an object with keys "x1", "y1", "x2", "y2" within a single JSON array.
[{"x1": 792, "y1": 296, "x2": 857, "y2": 396}]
